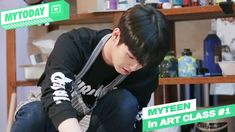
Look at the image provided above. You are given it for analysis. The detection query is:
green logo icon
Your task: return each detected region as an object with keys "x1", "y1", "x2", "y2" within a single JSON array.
[
  {"x1": 0, "y1": 1, "x2": 69, "y2": 30},
  {"x1": 51, "y1": 5, "x2": 61, "y2": 13}
]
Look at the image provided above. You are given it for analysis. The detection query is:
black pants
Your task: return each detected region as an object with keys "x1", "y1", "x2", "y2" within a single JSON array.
[{"x1": 11, "y1": 89, "x2": 140, "y2": 132}]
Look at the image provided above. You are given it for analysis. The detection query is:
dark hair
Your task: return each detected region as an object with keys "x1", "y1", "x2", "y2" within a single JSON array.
[{"x1": 117, "y1": 4, "x2": 171, "y2": 67}]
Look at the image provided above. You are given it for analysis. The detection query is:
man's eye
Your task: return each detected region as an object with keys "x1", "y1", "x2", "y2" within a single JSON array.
[{"x1": 127, "y1": 53, "x2": 135, "y2": 59}]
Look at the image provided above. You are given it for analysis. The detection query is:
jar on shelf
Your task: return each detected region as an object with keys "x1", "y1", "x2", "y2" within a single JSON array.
[
  {"x1": 159, "y1": 51, "x2": 178, "y2": 78},
  {"x1": 178, "y1": 48, "x2": 197, "y2": 77}
]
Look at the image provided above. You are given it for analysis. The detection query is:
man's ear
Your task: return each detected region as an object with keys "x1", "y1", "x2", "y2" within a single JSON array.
[{"x1": 112, "y1": 28, "x2": 121, "y2": 44}]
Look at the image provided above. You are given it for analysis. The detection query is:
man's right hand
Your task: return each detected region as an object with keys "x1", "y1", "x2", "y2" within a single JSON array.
[{"x1": 58, "y1": 118, "x2": 83, "y2": 132}]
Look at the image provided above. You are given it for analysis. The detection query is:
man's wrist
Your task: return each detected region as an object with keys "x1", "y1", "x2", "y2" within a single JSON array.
[{"x1": 58, "y1": 118, "x2": 83, "y2": 132}]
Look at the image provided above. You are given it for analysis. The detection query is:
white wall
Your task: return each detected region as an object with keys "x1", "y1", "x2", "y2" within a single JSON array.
[
  {"x1": 0, "y1": 1, "x2": 30, "y2": 131},
  {"x1": 0, "y1": 18, "x2": 7, "y2": 132},
  {"x1": 175, "y1": 20, "x2": 211, "y2": 59}
]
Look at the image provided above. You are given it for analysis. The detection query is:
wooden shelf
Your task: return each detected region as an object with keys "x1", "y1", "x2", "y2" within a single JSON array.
[
  {"x1": 159, "y1": 5, "x2": 235, "y2": 21},
  {"x1": 159, "y1": 75, "x2": 235, "y2": 85},
  {"x1": 15, "y1": 76, "x2": 235, "y2": 87},
  {"x1": 52, "y1": 5, "x2": 235, "y2": 26},
  {"x1": 16, "y1": 80, "x2": 38, "y2": 87},
  {"x1": 52, "y1": 12, "x2": 116, "y2": 25}
]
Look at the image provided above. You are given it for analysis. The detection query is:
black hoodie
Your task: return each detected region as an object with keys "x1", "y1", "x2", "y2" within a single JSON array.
[{"x1": 38, "y1": 27, "x2": 159, "y2": 128}]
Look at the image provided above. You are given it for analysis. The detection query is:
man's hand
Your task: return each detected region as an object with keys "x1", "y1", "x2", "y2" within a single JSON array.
[{"x1": 58, "y1": 118, "x2": 83, "y2": 132}]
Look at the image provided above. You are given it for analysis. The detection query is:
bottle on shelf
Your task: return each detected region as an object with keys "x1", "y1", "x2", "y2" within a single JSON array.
[
  {"x1": 159, "y1": 51, "x2": 178, "y2": 78},
  {"x1": 160, "y1": 0, "x2": 172, "y2": 9},
  {"x1": 106, "y1": 0, "x2": 118, "y2": 10},
  {"x1": 183, "y1": 0, "x2": 191, "y2": 7},
  {"x1": 199, "y1": 0, "x2": 209, "y2": 6},
  {"x1": 145, "y1": 0, "x2": 163, "y2": 9},
  {"x1": 178, "y1": 48, "x2": 197, "y2": 77},
  {"x1": 172, "y1": 0, "x2": 183, "y2": 7},
  {"x1": 191, "y1": 0, "x2": 199, "y2": 6},
  {"x1": 196, "y1": 59, "x2": 208, "y2": 77},
  {"x1": 203, "y1": 30, "x2": 222, "y2": 76}
]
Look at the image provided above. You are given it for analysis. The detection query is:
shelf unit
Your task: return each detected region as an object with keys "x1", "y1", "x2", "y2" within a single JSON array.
[
  {"x1": 51, "y1": 5, "x2": 235, "y2": 26},
  {"x1": 6, "y1": 5, "x2": 235, "y2": 110},
  {"x1": 14, "y1": 75, "x2": 235, "y2": 86}
]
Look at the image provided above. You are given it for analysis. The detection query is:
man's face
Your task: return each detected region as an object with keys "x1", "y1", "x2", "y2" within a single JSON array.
[{"x1": 111, "y1": 43, "x2": 143, "y2": 75}]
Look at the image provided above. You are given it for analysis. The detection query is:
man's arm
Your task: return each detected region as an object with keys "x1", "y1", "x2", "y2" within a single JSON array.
[
  {"x1": 40, "y1": 33, "x2": 84, "y2": 130},
  {"x1": 58, "y1": 118, "x2": 83, "y2": 132}
]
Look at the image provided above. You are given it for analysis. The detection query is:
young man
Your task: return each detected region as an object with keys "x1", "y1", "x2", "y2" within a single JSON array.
[{"x1": 11, "y1": 4, "x2": 171, "y2": 132}]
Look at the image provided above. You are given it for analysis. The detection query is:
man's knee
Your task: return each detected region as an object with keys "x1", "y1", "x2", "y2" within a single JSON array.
[
  {"x1": 89, "y1": 89, "x2": 139, "y2": 131},
  {"x1": 15, "y1": 101, "x2": 46, "y2": 122},
  {"x1": 105, "y1": 89, "x2": 139, "y2": 115},
  {"x1": 12, "y1": 101, "x2": 46, "y2": 132}
]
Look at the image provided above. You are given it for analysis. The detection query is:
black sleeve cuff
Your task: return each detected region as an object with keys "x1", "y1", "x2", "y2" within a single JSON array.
[{"x1": 48, "y1": 102, "x2": 78, "y2": 129}]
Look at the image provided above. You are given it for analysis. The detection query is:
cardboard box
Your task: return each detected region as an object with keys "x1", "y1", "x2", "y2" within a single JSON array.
[
  {"x1": 22, "y1": 64, "x2": 45, "y2": 80},
  {"x1": 46, "y1": 0, "x2": 105, "y2": 14},
  {"x1": 77, "y1": 0, "x2": 107, "y2": 13}
]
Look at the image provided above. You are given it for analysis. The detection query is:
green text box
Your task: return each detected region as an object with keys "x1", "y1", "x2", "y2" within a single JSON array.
[
  {"x1": 0, "y1": 1, "x2": 69, "y2": 30},
  {"x1": 143, "y1": 104, "x2": 235, "y2": 131}
]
